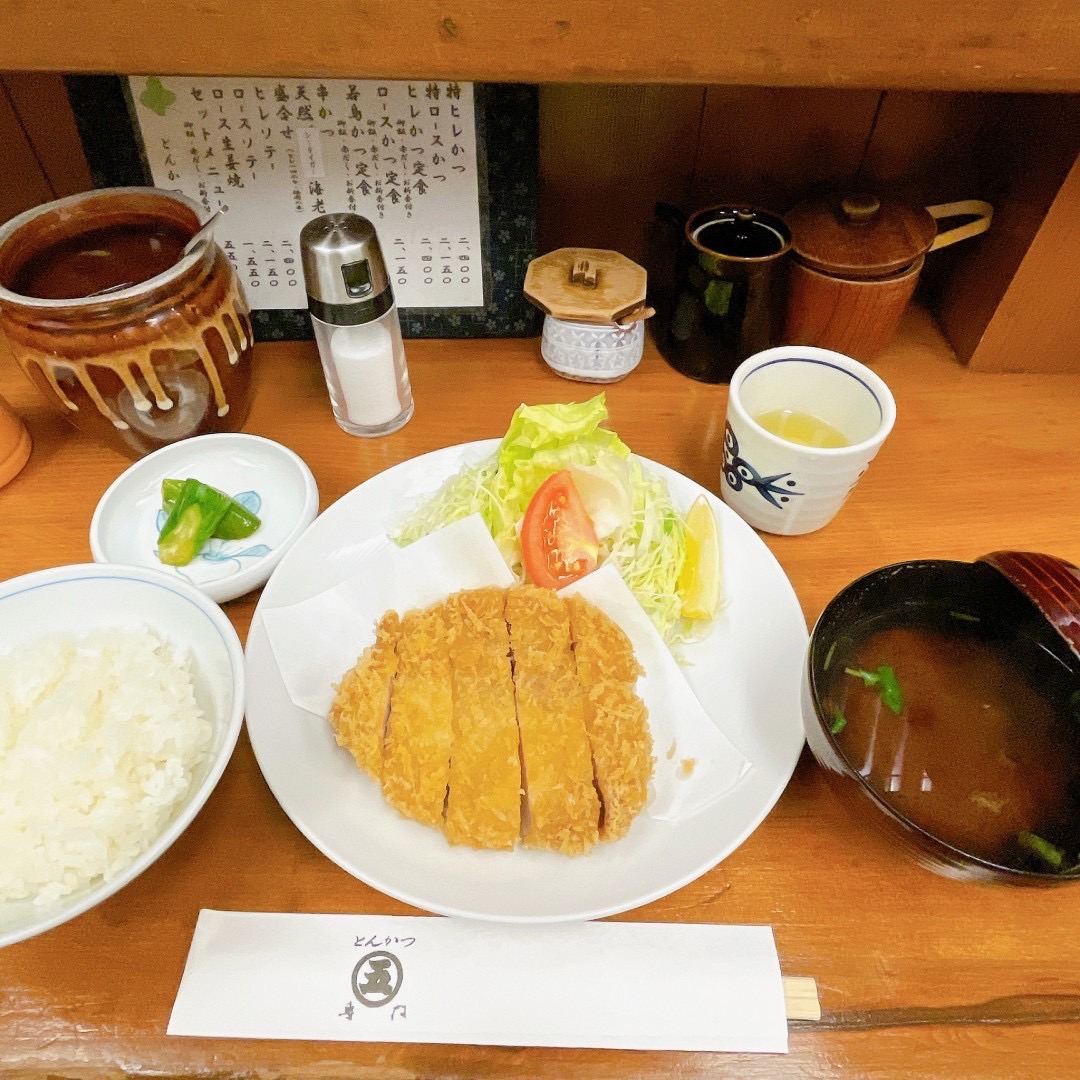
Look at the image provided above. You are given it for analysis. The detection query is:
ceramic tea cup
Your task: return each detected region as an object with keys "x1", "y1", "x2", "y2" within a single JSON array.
[{"x1": 721, "y1": 345, "x2": 896, "y2": 535}]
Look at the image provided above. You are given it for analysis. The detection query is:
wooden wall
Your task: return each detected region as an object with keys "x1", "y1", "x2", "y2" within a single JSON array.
[
  {"x1": 536, "y1": 85, "x2": 1079, "y2": 372},
  {"x1": 536, "y1": 85, "x2": 1014, "y2": 280},
  {"x1": 1, "y1": 74, "x2": 1076, "y2": 371},
  {"x1": 538, "y1": 85, "x2": 1013, "y2": 260},
  {"x1": 0, "y1": 74, "x2": 93, "y2": 223}
]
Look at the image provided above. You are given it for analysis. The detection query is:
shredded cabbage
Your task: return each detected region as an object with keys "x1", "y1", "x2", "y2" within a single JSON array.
[{"x1": 393, "y1": 394, "x2": 689, "y2": 641}]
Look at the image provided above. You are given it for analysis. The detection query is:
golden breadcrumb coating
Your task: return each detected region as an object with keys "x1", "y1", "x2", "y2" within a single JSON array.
[
  {"x1": 328, "y1": 585, "x2": 651, "y2": 855},
  {"x1": 505, "y1": 584, "x2": 600, "y2": 855},
  {"x1": 567, "y1": 594, "x2": 653, "y2": 841},
  {"x1": 327, "y1": 610, "x2": 400, "y2": 780},
  {"x1": 444, "y1": 588, "x2": 522, "y2": 850},
  {"x1": 381, "y1": 604, "x2": 455, "y2": 828}
]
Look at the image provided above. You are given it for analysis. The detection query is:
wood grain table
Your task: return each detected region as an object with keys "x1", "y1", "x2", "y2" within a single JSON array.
[{"x1": 2, "y1": 312, "x2": 1080, "y2": 1078}]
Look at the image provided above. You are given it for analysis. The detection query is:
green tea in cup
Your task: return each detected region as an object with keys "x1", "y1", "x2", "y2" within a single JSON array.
[
  {"x1": 752, "y1": 408, "x2": 850, "y2": 448},
  {"x1": 722, "y1": 345, "x2": 896, "y2": 535}
]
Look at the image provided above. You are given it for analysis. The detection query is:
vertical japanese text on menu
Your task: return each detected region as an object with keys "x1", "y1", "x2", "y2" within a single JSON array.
[{"x1": 133, "y1": 76, "x2": 483, "y2": 310}]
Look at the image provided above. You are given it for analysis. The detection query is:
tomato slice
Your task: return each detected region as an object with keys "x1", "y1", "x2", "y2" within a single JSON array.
[{"x1": 520, "y1": 470, "x2": 600, "y2": 590}]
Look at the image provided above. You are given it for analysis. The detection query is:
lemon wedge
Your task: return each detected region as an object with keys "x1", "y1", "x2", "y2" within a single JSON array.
[{"x1": 677, "y1": 495, "x2": 723, "y2": 619}]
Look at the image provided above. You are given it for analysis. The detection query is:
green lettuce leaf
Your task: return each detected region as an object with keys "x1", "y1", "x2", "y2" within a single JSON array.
[{"x1": 393, "y1": 394, "x2": 689, "y2": 641}]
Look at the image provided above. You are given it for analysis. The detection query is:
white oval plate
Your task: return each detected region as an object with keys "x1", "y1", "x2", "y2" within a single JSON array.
[
  {"x1": 90, "y1": 433, "x2": 319, "y2": 604},
  {"x1": 245, "y1": 441, "x2": 808, "y2": 923}
]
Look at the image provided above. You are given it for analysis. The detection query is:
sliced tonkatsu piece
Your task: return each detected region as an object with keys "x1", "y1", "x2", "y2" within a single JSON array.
[
  {"x1": 567, "y1": 594, "x2": 653, "y2": 841},
  {"x1": 327, "y1": 610, "x2": 401, "y2": 781},
  {"x1": 443, "y1": 587, "x2": 522, "y2": 850},
  {"x1": 505, "y1": 584, "x2": 600, "y2": 855},
  {"x1": 381, "y1": 603, "x2": 455, "y2": 828}
]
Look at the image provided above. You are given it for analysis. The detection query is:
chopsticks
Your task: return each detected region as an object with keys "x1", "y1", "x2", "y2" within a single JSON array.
[{"x1": 783, "y1": 977, "x2": 821, "y2": 1021}]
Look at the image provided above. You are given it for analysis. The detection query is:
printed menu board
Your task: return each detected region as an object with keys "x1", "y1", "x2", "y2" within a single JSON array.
[
  {"x1": 66, "y1": 76, "x2": 540, "y2": 339},
  {"x1": 135, "y1": 76, "x2": 483, "y2": 312}
]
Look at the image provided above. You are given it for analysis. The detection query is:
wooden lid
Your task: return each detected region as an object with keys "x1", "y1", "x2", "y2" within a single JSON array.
[
  {"x1": 784, "y1": 194, "x2": 938, "y2": 278},
  {"x1": 978, "y1": 550, "x2": 1080, "y2": 662},
  {"x1": 523, "y1": 247, "x2": 648, "y2": 325}
]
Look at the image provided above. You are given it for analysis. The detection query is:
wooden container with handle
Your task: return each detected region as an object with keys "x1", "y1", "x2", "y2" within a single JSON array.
[{"x1": 783, "y1": 194, "x2": 993, "y2": 361}]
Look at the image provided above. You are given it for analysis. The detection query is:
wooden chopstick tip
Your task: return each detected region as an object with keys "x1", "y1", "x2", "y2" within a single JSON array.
[{"x1": 783, "y1": 976, "x2": 821, "y2": 1022}]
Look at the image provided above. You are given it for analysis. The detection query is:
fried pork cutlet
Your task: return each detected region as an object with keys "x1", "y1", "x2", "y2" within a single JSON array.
[
  {"x1": 381, "y1": 604, "x2": 455, "y2": 828},
  {"x1": 567, "y1": 594, "x2": 653, "y2": 841},
  {"x1": 327, "y1": 610, "x2": 401, "y2": 780},
  {"x1": 505, "y1": 584, "x2": 600, "y2": 855},
  {"x1": 328, "y1": 585, "x2": 652, "y2": 854},
  {"x1": 443, "y1": 588, "x2": 522, "y2": 850}
]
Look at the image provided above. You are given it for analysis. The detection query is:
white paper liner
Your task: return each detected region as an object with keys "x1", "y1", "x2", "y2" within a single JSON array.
[{"x1": 260, "y1": 514, "x2": 752, "y2": 822}]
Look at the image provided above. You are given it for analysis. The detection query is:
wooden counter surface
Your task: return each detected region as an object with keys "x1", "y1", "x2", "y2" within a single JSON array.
[{"x1": 2, "y1": 312, "x2": 1080, "y2": 1078}]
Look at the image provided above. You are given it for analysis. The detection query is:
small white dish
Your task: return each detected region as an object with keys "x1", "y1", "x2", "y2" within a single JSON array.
[{"x1": 90, "y1": 433, "x2": 319, "y2": 604}]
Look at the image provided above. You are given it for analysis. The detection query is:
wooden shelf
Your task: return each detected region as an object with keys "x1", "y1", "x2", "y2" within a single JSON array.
[
  {"x1": 0, "y1": 9, "x2": 1076, "y2": 375},
  {"x1": 2, "y1": 0, "x2": 1079, "y2": 92}
]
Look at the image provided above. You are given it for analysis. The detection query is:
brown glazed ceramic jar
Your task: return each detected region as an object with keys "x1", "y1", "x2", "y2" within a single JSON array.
[{"x1": 0, "y1": 187, "x2": 254, "y2": 458}]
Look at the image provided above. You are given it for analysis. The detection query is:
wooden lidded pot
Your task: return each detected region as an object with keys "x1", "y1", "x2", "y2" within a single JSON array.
[{"x1": 783, "y1": 193, "x2": 992, "y2": 361}]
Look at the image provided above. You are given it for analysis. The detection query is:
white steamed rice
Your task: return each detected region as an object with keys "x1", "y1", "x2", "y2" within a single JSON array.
[{"x1": 0, "y1": 626, "x2": 212, "y2": 906}]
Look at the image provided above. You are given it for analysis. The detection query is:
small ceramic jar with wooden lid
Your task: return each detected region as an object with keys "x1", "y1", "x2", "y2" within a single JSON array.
[
  {"x1": 524, "y1": 247, "x2": 653, "y2": 383},
  {"x1": 783, "y1": 193, "x2": 992, "y2": 361}
]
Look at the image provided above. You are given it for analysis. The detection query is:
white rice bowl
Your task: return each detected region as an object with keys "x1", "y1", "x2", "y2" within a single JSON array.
[{"x1": 0, "y1": 564, "x2": 244, "y2": 948}]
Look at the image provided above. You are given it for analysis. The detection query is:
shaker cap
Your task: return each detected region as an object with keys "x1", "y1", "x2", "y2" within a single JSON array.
[
  {"x1": 300, "y1": 213, "x2": 392, "y2": 317},
  {"x1": 524, "y1": 247, "x2": 648, "y2": 325},
  {"x1": 784, "y1": 193, "x2": 938, "y2": 278}
]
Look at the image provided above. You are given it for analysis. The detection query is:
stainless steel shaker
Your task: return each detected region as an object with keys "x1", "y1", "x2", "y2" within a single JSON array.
[{"x1": 300, "y1": 213, "x2": 414, "y2": 436}]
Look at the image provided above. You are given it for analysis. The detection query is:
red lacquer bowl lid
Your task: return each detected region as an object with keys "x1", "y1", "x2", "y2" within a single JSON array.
[{"x1": 978, "y1": 550, "x2": 1080, "y2": 661}]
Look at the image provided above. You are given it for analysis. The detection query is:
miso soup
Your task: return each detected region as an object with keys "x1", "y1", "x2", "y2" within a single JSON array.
[{"x1": 826, "y1": 614, "x2": 1080, "y2": 872}]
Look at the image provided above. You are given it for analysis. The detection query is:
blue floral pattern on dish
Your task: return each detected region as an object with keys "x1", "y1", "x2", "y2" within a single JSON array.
[
  {"x1": 722, "y1": 422, "x2": 804, "y2": 508},
  {"x1": 154, "y1": 489, "x2": 272, "y2": 574}
]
